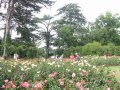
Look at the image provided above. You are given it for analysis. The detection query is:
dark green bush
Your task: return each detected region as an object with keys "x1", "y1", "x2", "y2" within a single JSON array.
[
  {"x1": 4, "y1": 45, "x2": 41, "y2": 58},
  {"x1": 26, "y1": 47, "x2": 39, "y2": 58},
  {"x1": 17, "y1": 45, "x2": 27, "y2": 58},
  {"x1": 8, "y1": 45, "x2": 17, "y2": 57}
]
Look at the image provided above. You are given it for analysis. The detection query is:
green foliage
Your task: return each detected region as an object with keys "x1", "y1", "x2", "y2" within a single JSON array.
[
  {"x1": 34, "y1": 15, "x2": 54, "y2": 58},
  {"x1": 82, "y1": 42, "x2": 101, "y2": 55},
  {"x1": 95, "y1": 12, "x2": 120, "y2": 30},
  {"x1": 55, "y1": 48, "x2": 64, "y2": 57},
  {"x1": 57, "y1": 25, "x2": 79, "y2": 47},
  {"x1": 17, "y1": 45, "x2": 27, "y2": 58},
  {"x1": 64, "y1": 46, "x2": 82, "y2": 57},
  {"x1": 57, "y1": 3, "x2": 86, "y2": 26},
  {"x1": 54, "y1": 3, "x2": 86, "y2": 48},
  {"x1": 63, "y1": 42, "x2": 120, "y2": 56},
  {"x1": 113, "y1": 46, "x2": 120, "y2": 56},
  {"x1": 8, "y1": 45, "x2": 17, "y2": 57},
  {"x1": 88, "y1": 12, "x2": 120, "y2": 45},
  {"x1": 26, "y1": 47, "x2": 39, "y2": 58},
  {"x1": 0, "y1": 45, "x2": 40, "y2": 58},
  {"x1": 16, "y1": 27, "x2": 37, "y2": 43},
  {"x1": 92, "y1": 57, "x2": 120, "y2": 66},
  {"x1": 17, "y1": 45, "x2": 41, "y2": 58},
  {"x1": 0, "y1": 0, "x2": 54, "y2": 58}
]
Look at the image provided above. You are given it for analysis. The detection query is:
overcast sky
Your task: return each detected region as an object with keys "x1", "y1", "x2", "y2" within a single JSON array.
[{"x1": 39, "y1": 0, "x2": 120, "y2": 22}]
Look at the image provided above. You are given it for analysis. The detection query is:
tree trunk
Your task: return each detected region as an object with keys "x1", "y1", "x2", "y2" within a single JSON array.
[
  {"x1": 3, "y1": 0, "x2": 14, "y2": 59},
  {"x1": 46, "y1": 40, "x2": 50, "y2": 59}
]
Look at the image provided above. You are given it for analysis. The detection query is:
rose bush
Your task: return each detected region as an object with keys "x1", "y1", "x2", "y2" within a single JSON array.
[{"x1": 0, "y1": 59, "x2": 120, "y2": 90}]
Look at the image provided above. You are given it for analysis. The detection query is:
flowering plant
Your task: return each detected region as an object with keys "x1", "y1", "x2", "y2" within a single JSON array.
[{"x1": 0, "y1": 59, "x2": 120, "y2": 90}]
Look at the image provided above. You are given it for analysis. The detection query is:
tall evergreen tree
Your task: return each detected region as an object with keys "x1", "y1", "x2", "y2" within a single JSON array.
[
  {"x1": 0, "y1": 0, "x2": 54, "y2": 59},
  {"x1": 54, "y1": 3, "x2": 86, "y2": 47}
]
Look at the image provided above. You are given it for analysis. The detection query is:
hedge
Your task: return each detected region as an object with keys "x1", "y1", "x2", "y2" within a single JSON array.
[
  {"x1": 64, "y1": 42, "x2": 120, "y2": 57},
  {"x1": 0, "y1": 45, "x2": 40, "y2": 58}
]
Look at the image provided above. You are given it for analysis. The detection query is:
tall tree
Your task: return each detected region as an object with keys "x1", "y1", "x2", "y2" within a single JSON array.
[
  {"x1": 54, "y1": 3, "x2": 86, "y2": 47},
  {"x1": 0, "y1": 0, "x2": 54, "y2": 59},
  {"x1": 57, "y1": 3, "x2": 86, "y2": 32},
  {"x1": 0, "y1": 0, "x2": 15, "y2": 59},
  {"x1": 34, "y1": 15, "x2": 54, "y2": 58}
]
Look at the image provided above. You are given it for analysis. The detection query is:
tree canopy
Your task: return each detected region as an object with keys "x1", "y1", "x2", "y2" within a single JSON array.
[
  {"x1": 0, "y1": 2, "x2": 120, "y2": 58},
  {"x1": 88, "y1": 12, "x2": 120, "y2": 45}
]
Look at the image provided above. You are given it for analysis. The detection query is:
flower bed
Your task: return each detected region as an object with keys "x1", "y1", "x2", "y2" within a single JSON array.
[{"x1": 0, "y1": 59, "x2": 120, "y2": 90}]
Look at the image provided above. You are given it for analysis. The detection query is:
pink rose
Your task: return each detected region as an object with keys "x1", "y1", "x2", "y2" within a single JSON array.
[
  {"x1": 69, "y1": 80, "x2": 74, "y2": 84},
  {"x1": 2, "y1": 85, "x2": 6, "y2": 88},
  {"x1": 34, "y1": 83, "x2": 42, "y2": 88},
  {"x1": 9, "y1": 81, "x2": 14, "y2": 86},
  {"x1": 12, "y1": 85, "x2": 16, "y2": 88},
  {"x1": 2, "y1": 85, "x2": 8, "y2": 89},
  {"x1": 80, "y1": 87, "x2": 84, "y2": 90},
  {"x1": 48, "y1": 72, "x2": 58, "y2": 78},
  {"x1": 35, "y1": 80, "x2": 38, "y2": 84},
  {"x1": 76, "y1": 82, "x2": 81, "y2": 89},
  {"x1": 20, "y1": 82, "x2": 29, "y2": 88},
  {"x1": 43, "y1": 80, "x2": 47, "y2": 84},
  {"x1": 48, "y1": 74, "x2": 55, "y2": 78},
  {"x1": 81, "y1": 79, "x2": 85, "y2": 85}
]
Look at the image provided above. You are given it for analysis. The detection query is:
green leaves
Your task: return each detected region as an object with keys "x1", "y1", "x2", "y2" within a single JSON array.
[
  {"x1": 35, "y1": 15, "x2": 54, "y2": 58},
  {"x1": 53, "y1": 3, "x2": 87, "y2": 48},
  {"x1": 57, "y1": 3, "x2": 86, "y2": 25},
  {"x1": 90, "y1": 12, "x2": 120, "y2": 45}
]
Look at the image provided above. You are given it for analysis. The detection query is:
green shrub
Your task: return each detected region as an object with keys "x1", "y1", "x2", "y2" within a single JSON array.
[
  {"x1": 6, "y1": 45, "x2": 40, "y2": 58},
  {"x1": 82, "y1": 41, "x2": 101, "y2": 55},
  {"x1": 64, "y1": 46, "x2": 82, "y2": 57},
  {"x1": 114, "y1": 46, "x2": 120, "y2": 56},
  {"x1": 26, "y1": 47, "x2": 39, "y2": 58},
  {"x1": 64, "y1": 42, "x2": 120, "y2": 56},
  {"x1": 17, "y1": 45, "x2": 27, "y2": 58},
  {"x1": 93, "y1": 57, "x2": 120, "y2": 66},
  {"x1": 8, "y1": 45, "x2": 17, "y2": 57}
]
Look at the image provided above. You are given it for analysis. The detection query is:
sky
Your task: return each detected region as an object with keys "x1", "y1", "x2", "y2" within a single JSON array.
[{"x1": 39, "y1": 0, "x2": 120, "y2": 22}]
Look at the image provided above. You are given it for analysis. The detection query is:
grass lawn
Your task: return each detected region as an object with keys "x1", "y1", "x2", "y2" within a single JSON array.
[{"x1": 107, "y1": 66, "x2": 120, "y2": 80}]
